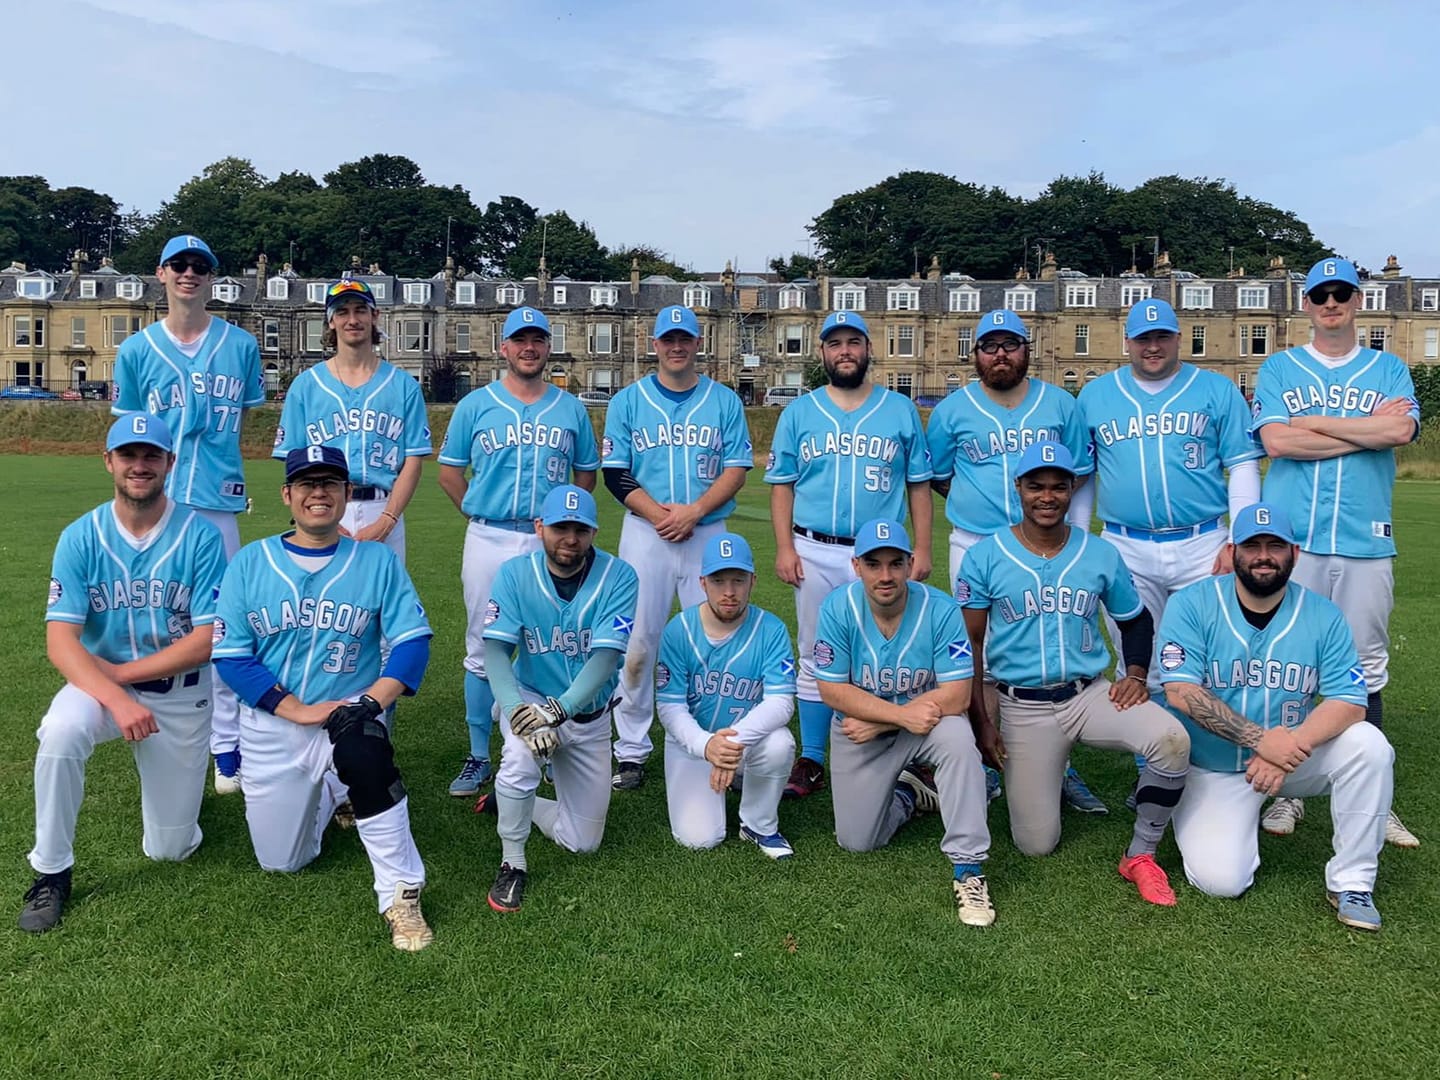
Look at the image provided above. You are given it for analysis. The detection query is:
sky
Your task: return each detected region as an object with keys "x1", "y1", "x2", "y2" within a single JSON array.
[{"x1": 11, "y1": 0, "x2": 1439, "y2": 275}]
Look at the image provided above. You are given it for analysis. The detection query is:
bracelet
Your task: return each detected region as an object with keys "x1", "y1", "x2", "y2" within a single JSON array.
[
  {"x1": 1123, "y1": 673, "x2": 1146, "y2": 684},
  {"x1": 380, "y1": 510, "x2": 399, "y2": 523}
]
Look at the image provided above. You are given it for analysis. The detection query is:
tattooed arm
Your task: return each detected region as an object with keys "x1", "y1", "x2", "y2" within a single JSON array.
[{"x1": 1164, "y1": 682, "x2": 1310, "y2": 771}]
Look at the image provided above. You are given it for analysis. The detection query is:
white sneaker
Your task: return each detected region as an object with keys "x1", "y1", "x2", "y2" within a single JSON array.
[
  {"x1": 1261, "y1": 797, "x2": 1304, "y2": 836},
  {"x1": 383, "y1": 882, "x2": 434, "y2": 952},
  {"x1": 1385, "y1": 809, "x2": 1420, "y2": 849},
  {"x1": 213, "y1": 763, "x2": 242, "y2": 796},
  {"x1": 953, "y1": 873, "x2": 996, "y2": 927}
]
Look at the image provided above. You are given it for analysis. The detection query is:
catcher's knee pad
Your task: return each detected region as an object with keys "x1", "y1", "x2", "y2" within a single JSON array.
[{"x1": 331, "y1": 720, "x2": 406, "y2": 818}]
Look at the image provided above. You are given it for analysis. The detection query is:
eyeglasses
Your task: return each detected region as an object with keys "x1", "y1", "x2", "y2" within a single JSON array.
[
  {"x1": 977, "y1": 338, "x2": 1026, "y2": 355},
  {"x1": 326, "y1": 280, "x2": 373, "y2": 301},
  {"x1": 1307, "y1": 283, "x2": 1355, "y2": 305},
  {"x1": 288, "y1": 477, "x2": 347, "y2": 493},
  {"x1": 165, "y1": 257, "x2": 213, "y2": 276}
]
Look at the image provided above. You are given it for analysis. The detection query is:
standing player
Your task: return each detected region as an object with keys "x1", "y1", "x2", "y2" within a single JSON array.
[
  {"x1": 602, "y1": 305, "x2": 752, "y2": 791},
  {"x1": 20, "y1": 414, "x2": 226, "y2": 932},
  {"x1": 213, "y1": 446, "x2": 436, "y2": 951},
  {"x1": 1159, "y1": 503, "x2": 1393, "y2": 930},
  {"x1": 656, "y1": 533, "x2": 798, "y2": 858},
  {"x1": 814, "y1": 518, "x2": 996, "y2": 926},
  {"x1": 112, "y1": 234, "x2": 265, "y2": 795},
  {"x1": 273, "y1": 279, "x2": 430, "y2": 560},
  {"x1": 766, "y1": 310, "x2": 932, "y2": 801},
  {"x1": 437, "y1": 306, "x2": 599, "y2": 799},
  {"x1": 475, "y1": 485, "x2": 638, "y2": 913},
  {"x1": 926, "y1": 308, "x2": 1102, "y2": 812},
  {"x1": 956, "y1": 442, "x2": 1191, "y2": 906}
]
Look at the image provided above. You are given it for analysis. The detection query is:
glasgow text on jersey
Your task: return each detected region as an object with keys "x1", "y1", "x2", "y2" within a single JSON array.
[
  {"x1": 145, "y1": 372, "x2": 248, "y2": 413},
  {"x1": 522, "y1": 624, "x2": 593, "y2": 659},
  {"x1": 1092, "y1": 411, "x2": 1210, "y2": 448},
  {"x1": 1278, "y1": 386, "x2": 1385, "y2": 416},
  {"x1": 305, "y1": 407, "x2": 406, "y2": 446},
  {"x1": 630, "y1": 423, "x2": 723, "y2": 452},
  {"x1": 1203, "y1": 658, "x2": 1321, "y2": 695},
  {"x1": 474, "y1": 422, "x2": 577, "y2": 456},
  {"x1": 88, "y1": 577, "x2": 193, "y2": 614},
  {"x1": 859, "y1": 663, "x2": 936, "y2": 699},
  {"x1": 245, "y1": 599, "x2": 374, "y2": 639},
  {"x1": 688, "y1": 671, "x2": 765, "y2": 703},
  {"x1": 960, "y1": 426, "x2": 1064, "y2": 465},
  {"x1": 798, "y1": 432, "x2": 901, "y2": 464},
  {"x1": 996, "y1": 586, "x2": 1102, "y2": 624}
]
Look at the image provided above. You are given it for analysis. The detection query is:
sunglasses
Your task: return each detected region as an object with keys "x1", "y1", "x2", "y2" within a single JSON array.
[
  {"x1": 1307, "y1": 283, "x2": 1355, "y2": 305},
  {"x1": 326, "y1": 280, "x2": 373, "y2": 300},
  {"x1": 977, "y1": 338, "x2": 1026, "y2": 355},
  {"x1": 165, "y1": 257, "x2": 213, "y2": 275}
]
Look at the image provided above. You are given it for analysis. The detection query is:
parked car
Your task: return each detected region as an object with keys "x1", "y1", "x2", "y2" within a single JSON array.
[
  {"x1": 762, "y1": 386, "x2": 802, "y2": 408},
  {"x1": 577, "y1": 390, "x2": 611, "y2": 408},
  {"x1": 914, "y1": 394, "x2": 943, "y2": 408},
  {"x1": 59, "y1": 389, "x2": 84, "y2": 401},
  {"x1": 0, "y1": 385, "x2": 57, "y2": 400}
]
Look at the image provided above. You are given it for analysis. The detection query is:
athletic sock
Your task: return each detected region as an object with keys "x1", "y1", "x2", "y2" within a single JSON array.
[
  {"x1": 953, "y1": 862, "x2": 983, "y2": 880},
  {"x1": 796, "y1": 699, "x2": 834, "y2": 766},
  {"x1": 1127, "y1": 764, "x2": 1186, "y2": 858},
  {"x1": 465, "y1": 672, "x2": 495, "y2": 758},
  {"x1": 1365, "y1": 691, "x2": 1383, "y2": 730},
  {"x1": 495, "y1": 782, "x2": 533, "y2": 871}
]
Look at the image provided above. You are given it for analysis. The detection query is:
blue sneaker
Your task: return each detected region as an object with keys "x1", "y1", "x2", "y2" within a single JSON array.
[
  {"x1": 740, "y1": 824, "x2": 794, "y2": 860},
  {"x1": 1062, "y1": 767, "x2": 1109, "y2": 814},
  {"x1": 449, "y1": 755, "x2": 492, "y2": 797},
  {"x1": 984, "y1": 765, "x2": 1002, "y2": 803},
  {"x1": 1328, "y1": 890, "x2": 1381, "y2": 931},
  {"x1": 214, "y1": 749, "x2": 242, "y2": 795}
]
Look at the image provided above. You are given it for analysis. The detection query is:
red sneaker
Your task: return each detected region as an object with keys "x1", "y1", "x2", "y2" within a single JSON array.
[
  {"x1": 1118, "y1": 853, "x2": 1177, "y2": 907},
  {"x1": 783, "y1": 757, "x2": 827, "y2": 799}
]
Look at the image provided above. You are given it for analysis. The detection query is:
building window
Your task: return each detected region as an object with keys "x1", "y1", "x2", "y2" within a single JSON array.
[
  {"x1": 1120, "y1": 283, "x2": 1152, "y2": 306},
  {"x1": 1065, "y1": 283, "x2": 1097, "y2": 307},
  {"x1": 1424, "y1": 328, "x2": 1438, "y2": 360},
  {"x1": 212, "y1": 282, "x2": 240, "y2": 303},
  {"x1": 886, "y1": 372, "x2": 913, "y2": 397},
  {"x1": 780, "y1": 324, "x2": 806, "y2": 355},
  {"x1": 1180, "y1": 285, "x2": 1213, "y2": 310},
  {"x1": 303, "y1": 319, "x2": 323, "y2": 353},
  {"x1": 1420, "y1": 288, "x2": 1438, "y2": 312},
  {"x1": 551, "y1": 322, "x2": 568, "y2": 354},
  {"x1": 398, "y1": 319, "x2": 431, "y2": 352},
  {"x1": 1295, "y1": 284, "x2": 1309, "y2": 309},
  {"x1": 266, "y1": 277, "x2": 289, "y2": 300},
  {"x1": 887, "y1": 286, "x2": 920, "y2": 311},
  {"x1": 79, "y1": 279, "x2": 96, "y2": 299},
  {"x1": 1368, "y1": 327, "x2": 1387, "y2": 350},
  {"x1": 1238, "y1": 324, "x2": 1269, "y2": 356},
  {"x1": 1191, "y1": 326, "x2": 1206, "y2": 357},
  {"x1": 1003, "y1": 287, "x2": 1035, "y2": 312},
  {"x1": 1238, "y1": 370, "x2": 1251, "y2": 394},
  {"x1": 1362, "y1": 286, "x2": 1386, "y2": 311},
  {"x1": 496, "y1": 284, "x2": 524, "y2": 305},
  {"x1": 403, "y1": 282, "x2": 431, "y2": 304},
  {"x1": 888, "y1": 325, "x2": 916, "y2": 357},
  {"x1": 695, "y1": 324, "x2": 716, "y2": 356},
  {"x1": 949, "y1": 287, "x2": 979, "y2": 313},
  {"x1": 684, "y1": 285, "x2": 711, "y2": 308},
  {"x1": 590, "y1": 286, "x2": 617, "y2": 307},
  {"x1": 553, "y1": 286, "x2": 567, "y2": 304},
  {"x1": 453, "y1": 281, "x2": 476, "y2": 305},
  {"x1": 1063, "y1": 369, "x2": 1079, "y2": 393},
  {"x1": 17, "y1": 277, "x2": 53, "y2": 300},
  {"x1": 307, "y1": 282, "x2": 327, "y2": 304},
  {"x1": 71, "y1": 317, "x2": 86, "y2": 347},
  {"x1": 109, "y1": 315, "x2": 140, "y2": 346},
  {"x1": 1074, "y1": 324, "x2": 1090, "y2": 356},
  {"x1": 116, "y1": 280, "x2": 142, "y2": 301},
  {"x1": 15, "y1": 361, "x2": 43, "y2": 385},
  {"x1": 957, "y1": 326, "x2": 974, "y2": 355},
  {"x1": 779, "y1": 287, "x2": 804, "y2": 310},
  {"x1": 1237, "y1": 285, "x2": 1269, "y2": 309},
  {"x1": 262, "y1": 319, "x2": 280, "y2": 352},
  {"x1": 832, "y1": 286, "x2": 866, "y2": 311},
  {"x1": 369, "y1": 282, "x2": 387, "y2": 301},
  {"x1": 588, "y1": 322, "x2": 617, "y2": 354},
  {"x1": 455, "y1": 322, "x2": 471, "y2": 354},
  {"x1": 14, "y1": 316, "x2": 43, "y2": 347}
]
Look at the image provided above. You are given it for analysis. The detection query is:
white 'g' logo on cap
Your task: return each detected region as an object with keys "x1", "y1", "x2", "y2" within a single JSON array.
[
  {"x1": 522, "y1": 309, "x2": 535, "y2": 323},
  {"x1": 1041, "y1": 444, "x2": 1057, "y2": 463},
  {"x1": 671, "y1": 308, "x2": 683, "y2": 323},
  {"x1": 991, "y1": 312, "x2": 1005, "y2": 325},
  {"x1": 1323, "y1": 260, "x2": 1336, "y2": 277},
  {"x1": 307, "y1": 446, "x2": 324, "y2": 463},
  {"x1": 565, "y1": 490, "x2": 580, "y2": 511},
  {"x1": 875, "y1": 522, "x2": 890, "y2": 541},
  {"x1": 1146, "y1": 305, "x2": 1158, "y2": 322},
  {"x1": 836, "y1": 313, "x2": 848, "y2": 324},
  {"x1": 131, "y1": 416, "x2": 148, "y2": 435},
  {"x1": 719, "y1": 539, "x2": 733, "y2": 558},
  {"x1": 1255, "y1": 507, "x2": 1270, "y2": 526}
]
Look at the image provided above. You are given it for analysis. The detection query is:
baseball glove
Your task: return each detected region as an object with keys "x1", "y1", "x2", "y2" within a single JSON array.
[
  {"x1": 324, "y1": 694, "x2": 384, "y2": 744},
  {"x1": 510, "y1": 701, "x2": 562, "y2": 757}
]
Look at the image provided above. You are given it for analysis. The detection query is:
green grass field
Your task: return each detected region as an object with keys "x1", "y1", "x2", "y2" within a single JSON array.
[{"x1": 1, "y1": 455, "x2": 1437, "y2": 1079}]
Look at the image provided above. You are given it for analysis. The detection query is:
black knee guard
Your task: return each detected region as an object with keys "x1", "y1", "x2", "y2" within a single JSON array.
[{"x1": 331, "y1": 718, "x2": 407, "y2": 819}]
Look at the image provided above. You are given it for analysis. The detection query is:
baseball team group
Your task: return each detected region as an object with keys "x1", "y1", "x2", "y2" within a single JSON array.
[{"x1": 18, "y1": 234, "x2": 1420, "y2": 950}]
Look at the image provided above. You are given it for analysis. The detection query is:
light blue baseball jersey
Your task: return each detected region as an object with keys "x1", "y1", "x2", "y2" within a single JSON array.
[
  {"x1": 1156, "y1": 576, "x2": 1368, "y2": 772},
  {"x1": 1251, "y1": 345, "x2": 1419, "y2": 557},
  {"x1": 438, "y1": 382, "x2": 600, "y2": 520},
  {"x1": 112, "y1": 317, "x2": 265, "y2": 512},
  {"x1": 957, "y1": 527, "x2": 1142, "y2": 687},
  {"x1": 1078, "y1": 363, "x2": 1263, "y2": 529},
  {"x1": 483, "y1": 548, "x2": 639, "y2": 714},
  {"x1": 925, "y1": 379, "x2": 1093, "y2": 534},
  {"x1": 813, "y1": 580, "x2": 973, "y2": 704},
  {"x1": 47, "y1": 501, "x2": 227, "y2": 664},
  {"x1": 655, "y1": 605, "x2": 797, "y2": 733},
  {"x1": 211, "y1": 535, "x2": 432, "y2": 705},
  {"x1": 272, "y1": 361, "x2": 431, "y2": 490},
  {"x1": 601, "y1": 375, "x2": 752, "y2": 524},
  {"x1": 764, "y1": 385, "x2": 932, "y2": 536}
]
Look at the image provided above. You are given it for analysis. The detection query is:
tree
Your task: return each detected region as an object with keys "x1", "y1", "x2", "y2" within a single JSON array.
[
  {"x1": 506, "y1": 211, "x2": 611, "y2": 280},
  {"x1": 322, "y1": 154, "x2": 425, "y2": 193},
  {"x1": 607, "y1": 244, "x2": 694, "y2": 280},
  {"x1": 475, "y1": 196, "x2": 538, "y2": 274},
  {"x1": 769, "y1": 252, "x2": 819, "y2": 280},
  {"x1": 1023, "y1": 172, "x2": 1126, "y2": 275},
  {"x1": 123, "y1": 157, "x2": 267, "y2": 272}
]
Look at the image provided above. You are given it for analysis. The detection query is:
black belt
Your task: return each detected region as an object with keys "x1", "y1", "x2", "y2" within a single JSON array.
[
  {"x1": 571, "y1": 697, "x2": 620, "y2": 725},
  {"x1": 996, "y1": 676, "x2": 1095, "y2": 704},
  {"x1": 351, "y1": 485, "x2": 388, "y2": 501},
  {"x1": 793, "y1": 525, "x2": 855, "y2": 547},
  {"x1": 134, "y1": 670, "x2": 203, "y2": 695}
]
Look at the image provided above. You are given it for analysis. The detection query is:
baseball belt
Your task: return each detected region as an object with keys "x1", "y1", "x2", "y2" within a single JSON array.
[
  {"x1": 995, "y1": 676, "x2": 1095, "y2": 704},
  {"x1": 470, "y1": 517, "x2": 535, "y2": 533},
  {"x1": 1103, "y1": 517, "x2": 1224, "y2": 543},
  {"x1": 133, "y1": 670, "x2": 204, "y2": 695},
  {"x1": 351, "y1": 485, "x2": 389, "y2": 501},
  {"x1": 570, "y1": 696, "x2": 621, "y2": 725},
  {"x1": 793, "y1": 525, "x2": 855, "y2": 547}
]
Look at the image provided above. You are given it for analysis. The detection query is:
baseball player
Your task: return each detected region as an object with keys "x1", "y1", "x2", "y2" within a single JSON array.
[
  {"x1": 272, "y1": 279, "x2": 431, "y2": 560},
  {"x1": 437, "y1": 306, "x2": 599, "y2": 799},
  {"x1": 656, "y1": 533, "x2": 798, "y2": 858},
  {"x1": 926, "y1": 308, "x2": 1103, "y2": 813},
  {"x1": 602, "y1": 304, "x2": 752, "y2": 791},
  {"x1": 474, "y1": 485, "x2": 638, "y2": 913},
  {"x1": 112, "y1": 234, "x2": 265, "y2": 796},
  {"x1": 766, "y1": 310, "x2": 932, "y2": 802},
  {"x1": 956, "y1": 441, "x2": 1191, "y2": 906},
  {"x1": 212, "y1": 446, "x2": 436, "y2": 951},
  {"x1": 814, "y1": 518, "x2": 996, "y2": 926},
  {"x1": 20, "y1": 413, "x2": 226, "y2": 932},
  {"x1": 1159, "y1": 503, "x2": 1393, "y2": 930},
  {"x1": 1251, "y1": 257, "x2": 1420, "y2": 849}
]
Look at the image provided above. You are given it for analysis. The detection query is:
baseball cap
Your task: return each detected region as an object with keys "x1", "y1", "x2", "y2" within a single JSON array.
[
  {"x1": 159, "y1": 234, "x2": 218, "y2": 270},
  {"x1": 1125, "y1": 298, "x2": 1180, "y2": 338},
  {"x1": 853, "y1": 518, "x2": 913, "y2": 558},
  {"x1": 503, "y1": 306, "x2": 551, "y2": 339},
  {"x1": 540, "y1": 484, "x2": 598, "y2": 528},
  {"x1": 325, "y1": 278, "x2": 377, "y2": 317},
  {"x1": 976, "y1": 309, "x2": 1031, "y2": 342},
  {"x1": 701, "y1": 533, "x2": 755, "y2": 576},
  {"x1": 1304, "y1": 257, "x2": 1360, "y2": 294},
  {"x1": 653, "y1": 305, "x2": 700, "y2": 338},
  {"x1": 106, "y1": 412, "x2": 173, "y2": 453},
  {"x1": 820, "y1": 311, "x2": 870, "y2": 340},
  {"x1": 1231, "y1": 502, "x2": 1296, "y2": 545},
  {"x1": 284, "y1": 445, "x2": 349, "y2": 483},
  {"x1": 1015, "y1": 440, "x2": 1077, "y2": 478}
]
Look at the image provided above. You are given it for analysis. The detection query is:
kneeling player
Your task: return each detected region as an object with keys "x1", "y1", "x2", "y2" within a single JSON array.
[
  {"x1": 656, "y1": 533, "x2": 797, "y2": 858},
  {"x1": 478, "y1": 485, "x2": 638, "y2": 912},
  {"x1": 815, "y1": 519, "x2": 995, "y2": 926},
  {"x1": 213, "y1": 447, "x2": 435, "y2": 951}
]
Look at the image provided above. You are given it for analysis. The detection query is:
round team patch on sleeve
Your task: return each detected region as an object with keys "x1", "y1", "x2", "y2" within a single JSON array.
[
  {"x1": 953, "y1": 578, "x2": 971, "y2": 604},
  {"x1": 601, "y1": 436, "x2": 614, "y2": 458},
  {"x1": 47, "y1": 577, "x2": 62, "y2": 608},
  {"x1": 655, "y1": 661, "x2": 671, "y2": 691},
  {"x1": 211, "y1": 617, "x2": 227, "y2": 646},
  {"x1": 1159, "y1": 642, "x2": 1185, "y2": 671},
  {"x1": 483, "y1": 600, "x2": 501, "y2": 626},
  {"x1": 765, "y1": 451, "x2": 776, "y2": 471},
  {"x1": 273, "y1": 426, "x2": 285, "y2": 448},
  {"x1": 813, "y1": 640, "x2": 835, "y2": 669}
]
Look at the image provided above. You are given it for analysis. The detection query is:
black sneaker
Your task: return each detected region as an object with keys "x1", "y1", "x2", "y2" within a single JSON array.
[
  {"x1": 19, "y1": 868, "x2": 72, "y2": 933},
  {"x1": 488, "y1": 863, "x2": 527, "y2": 913},
  {"x1": 612, "y1": 761, "x2": 645, "y2": 791}
]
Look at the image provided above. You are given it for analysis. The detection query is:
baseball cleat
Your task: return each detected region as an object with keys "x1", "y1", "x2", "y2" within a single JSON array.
[
  {"x1": 448, "y1": 756, "x2": 492, "y2": 798},
  {"x1": 473, "y1": 792, "x2": 497, "y2": 817},
  {"x1": 1124, "y1": 782, "x2": 1138, "y2": 812},
  {"x1": 897, "y1": 763, "x2": 940, "y2": 814},
  {"x1": 1062, "y1": 767, "x2": 1109, "y2": 814},
  {"x1": 611, "y1": 761, "x2": 645, "y2": 791},
  {"x1": 18, "y1": 869, "x2": 72, "y2": 934},
  {"x1": 382, "y1": 882, "x2": 434, "y2": 951},
  {"x1": 213, "y1": 750, "x2": 242, "y2": 796},
  {"x1": 1328, "y1": 889, "x2": 1381, "y2": 931},
  {"x1": 739, "y1": 824, "x2": 794, "y2": 860},
  {"x1": 983, "y1": 765, "x2": 1002, "y2": 804},
  {"x1": 953, "y1": 872, "x2": 996, "y2": 927},
  {"x1": 1261, "y1": 797, "x2": 1304, "y2": 836},
  {"x1": 1118, "y1": 853, "x2": 1177, "y2": 906},
  {"x1": 332, "y1": 800, "x2": 356, "y2": 830},
  {"x1": 488, "y1": 863, "x2": 527, "y2": 912},
  {"x1": 783, "y1": 757, "x2": 827, "y2": 800},
  {"x1": 1385, "y1": 810, "x2": 1420, "y2": 849}
]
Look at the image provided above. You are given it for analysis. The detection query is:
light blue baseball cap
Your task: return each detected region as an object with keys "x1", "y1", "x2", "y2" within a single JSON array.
[
  {"x1": 1125, "y1": 298, "x2": 1180, "y2": 338},
  {"x1": 976, "y1": 309, "x2": 1030, "y2": 342},
  {"x1": 853, "y1": 518, "x2": 913, "y2": 558},
  {"x1": 159, "y1": 234, "x2": 218, "y2": 270},
  {"x1": 1231, "y1": 502, "x2": 1295, "y2": 545},
  {"x1": 820, "y1": 310, "x2": 870, "y2": 340},
  {"x1": 107, "y1": 412, "x2": 173, "y2": 453},
  {"x1": 701, "y1": 532, "x2": 755, "y2": 576},
  {"x1": 1015, "y1": 440, "x2": 1077, "y2": 478},
  {"x1": 540, "y1": 484, "x2": 598, "y2": 528},
  {"x1": 503, "y1": 306, "x2": 550, "y2": 339},
  {"x1": 653, "y1": 305, "x2": 700, "y2": 338},
  {"x1": 1304, "y1": 257, "x2": 1360, "y2": 294}
]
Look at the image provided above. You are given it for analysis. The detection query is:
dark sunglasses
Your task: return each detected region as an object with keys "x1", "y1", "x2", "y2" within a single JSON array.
[
  {"x1": 977, "y1": 338, "x2": 1025, "y2": 355},
  {"x1": 1307, "y1": 283, "x2": 1354, "y2": 305},
  {"x1": 166, "y1": 257, "x2": 213, "y2": 275}
]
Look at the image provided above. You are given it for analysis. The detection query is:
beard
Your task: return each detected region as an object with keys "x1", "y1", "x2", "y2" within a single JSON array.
[
  {"x1": 1235, "y1": 555, "x2": 1293, "y2": 597},
  {"x1": 826, "y1": 354, "x2": 870, "y2": 389},
  {"x1": 977, "y1": 351, "x2": 1029, "y2": 392}
]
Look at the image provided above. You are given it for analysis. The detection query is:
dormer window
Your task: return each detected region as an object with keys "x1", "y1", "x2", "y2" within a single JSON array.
[
  {"x1": 496, "y1": 283, "x2": 524, "y2": 305},
  {"x1": 403, "y1": 282, "x2": 430, "y2": 304}
]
